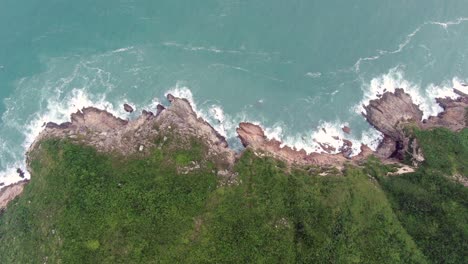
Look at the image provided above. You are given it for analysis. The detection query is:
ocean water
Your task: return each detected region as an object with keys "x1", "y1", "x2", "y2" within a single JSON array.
[{"x1": 1, "y1": 1, "x2": 468, "y2": 186}]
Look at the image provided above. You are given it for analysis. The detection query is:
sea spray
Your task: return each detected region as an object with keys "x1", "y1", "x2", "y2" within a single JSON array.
[
  {"x1": 1, "y1": 75, "x2": 467, "y2": 188},
  {"x1": 356, "y1": 68, "x2": 467, "y2": 119},
  {"x1": 0, "y1": 89, "x2": 131, "y2": 188}
]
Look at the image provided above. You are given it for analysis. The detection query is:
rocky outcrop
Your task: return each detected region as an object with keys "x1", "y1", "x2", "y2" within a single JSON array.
[
  {"x1": 423, "y1": 89, "x2": 468, "y2": 131},
  {"x1": 154, "y1": 96, "x2": 235, "y2": 168},
  {"x1": 237, "y1": 88, "x2": 467, "y2": 168},
  {"x1": 0, "y1": 180, "x2": 28, "y2": 214},
  {"x1": 363, "y1": 88, "x2": 423, "y2": 141},
  {"x1": 363, "y1": 88, "x2": 467, "y2": 163},
  {"x1": 236, "y1": 122, "x2": 371, "y2": 168},
  {"x1": 28, "y1": 95, "x2": 236, "y2": 171}
]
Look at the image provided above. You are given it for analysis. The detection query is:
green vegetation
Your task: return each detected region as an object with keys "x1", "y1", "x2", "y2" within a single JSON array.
[
  {"x1": 0, "y1": 128, "x2": 467, "y2": 263},
  {"x1": 370, "y1": 128, "x2": 468, "y2": 264}
]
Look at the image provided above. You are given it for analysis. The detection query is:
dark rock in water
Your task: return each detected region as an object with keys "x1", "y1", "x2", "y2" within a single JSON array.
[
  {"x1": 124, "y1": 104, "x2": 134, "y2": 113},
  {"x1": 156, "y1": 104, "x2": 166, "y2": 116},
  {"x1": 0, "y1": 182, "x2": 4, "y2": 187},
  {"x1": 16, "y1": 168, "x2": 25, "y2": 178},
  {"x1": 342, "y1": 126, "x2": 351, "y2": 134},
  {"x1": 461, "y1": 83, "x2": 467, "y2": 87}
]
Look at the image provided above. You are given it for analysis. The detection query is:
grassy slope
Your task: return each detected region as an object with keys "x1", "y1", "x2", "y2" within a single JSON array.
[
  {"x1": 372, "y1": 128, "x2": 468, "y2": 264},
  {"x1": 0, "y1": 128, "x2": 466, "y2": 263}
]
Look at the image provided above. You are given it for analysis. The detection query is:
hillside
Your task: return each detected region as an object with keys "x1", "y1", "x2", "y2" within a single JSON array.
[{"x1": 0, "y1": 90, "x2": 467, "y2": 263}]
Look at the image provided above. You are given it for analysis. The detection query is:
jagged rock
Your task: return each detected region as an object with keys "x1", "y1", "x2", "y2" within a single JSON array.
[
  {"x1": 364, "y1": 88, "x2": 423, "y2": 141},
  {"x1": 167, "y1": 94, "x2": 175, "y2": 102},
  {"x1": 123, "y1": 103, "x2": 134, "y2": 113},
  {"x1": 363, "y1": 88, "x2": 424, "y2": 161},
  {"x1": 156, "y1": 104, "x2": 166, "y2": 116},
  {"x1": 142, "y1": 110, "x2": 154, "y2": 117},
  {"x1": 237, "y1": 122, "x2": 354, "y2": 167},
  {"x1": 423, "y1": 89, "x2": 468, "y2": 131}
]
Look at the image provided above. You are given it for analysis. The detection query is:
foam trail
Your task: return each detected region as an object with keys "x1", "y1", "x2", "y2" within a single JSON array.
[
  {"x1": 353, "y1": 17, "x2": 468, "y2": 72},
  {"x1": 305, "y1": 72, "x2": 322, "y2": 78}
]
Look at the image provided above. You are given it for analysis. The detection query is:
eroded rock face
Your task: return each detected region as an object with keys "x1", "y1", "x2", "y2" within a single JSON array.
[{"x1": 0, "y1": 180, "x2": 28, "y2": 213}]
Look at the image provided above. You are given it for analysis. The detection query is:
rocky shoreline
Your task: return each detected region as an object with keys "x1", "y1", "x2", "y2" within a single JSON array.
[{"x1": 1, "y1": 88, "x2": 467, "y2": 212}]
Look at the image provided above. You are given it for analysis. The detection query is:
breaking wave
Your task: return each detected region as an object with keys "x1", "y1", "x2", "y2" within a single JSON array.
[
  {"x1": 2, "y1": 70, "x2": 467, "y2": 189},
  {"x1": 356, "y1": 67, "x2": 467, "y2": 119}
]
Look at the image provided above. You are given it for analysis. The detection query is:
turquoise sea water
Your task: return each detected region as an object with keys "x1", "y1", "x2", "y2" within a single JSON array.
[{"x1": 1, "y1": 1, "x2": 468, "y2": 185}]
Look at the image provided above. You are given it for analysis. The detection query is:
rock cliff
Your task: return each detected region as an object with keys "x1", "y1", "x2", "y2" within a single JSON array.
[{"x1": 1, "y1": 88, "x2": 466, "y2": 212}]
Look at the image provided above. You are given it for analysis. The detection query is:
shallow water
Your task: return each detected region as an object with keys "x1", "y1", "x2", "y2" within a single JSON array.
[{"x1": 1, "y1": 1, "x2": 468, "y2": 186}]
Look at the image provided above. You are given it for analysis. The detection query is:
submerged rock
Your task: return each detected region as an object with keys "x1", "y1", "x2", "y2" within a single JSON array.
[
  {"x1": 342, "y1": 126, "x2": 351, "y2": 134},
  {"x1": 124, "y1": 103, "x2": 134, "y2": 113}
]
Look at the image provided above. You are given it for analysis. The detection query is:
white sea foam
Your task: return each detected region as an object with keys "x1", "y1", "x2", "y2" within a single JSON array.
[
  {"x1": 165, "y1": 84, "x2": 230, "y2": 137},
  {"x1": 162, "y1": 41, "x2": 273, "y2": 58},
  {"x1": 2, "y1": 72, "x2": 465, "y2": 189},
  {"x1": 305, "y1": 72, "x2": 322, "y2": 78},
  {"x1": 0, "y1": 88, "x2": 130, "y2": 189},
  {"x1": 355, "y1": 68, "x2": 467, "y2": 120},
  {"x1": 111, "y1": 46, "x2": 135, "y2": 53},
  {"x1": 163, "y1": 85, "x2": 389, "y2": 156}
]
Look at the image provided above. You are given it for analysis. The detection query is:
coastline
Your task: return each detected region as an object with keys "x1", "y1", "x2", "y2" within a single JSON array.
[{"x1": 0, "y1": 87, "x2": 467, "y2": 211}]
